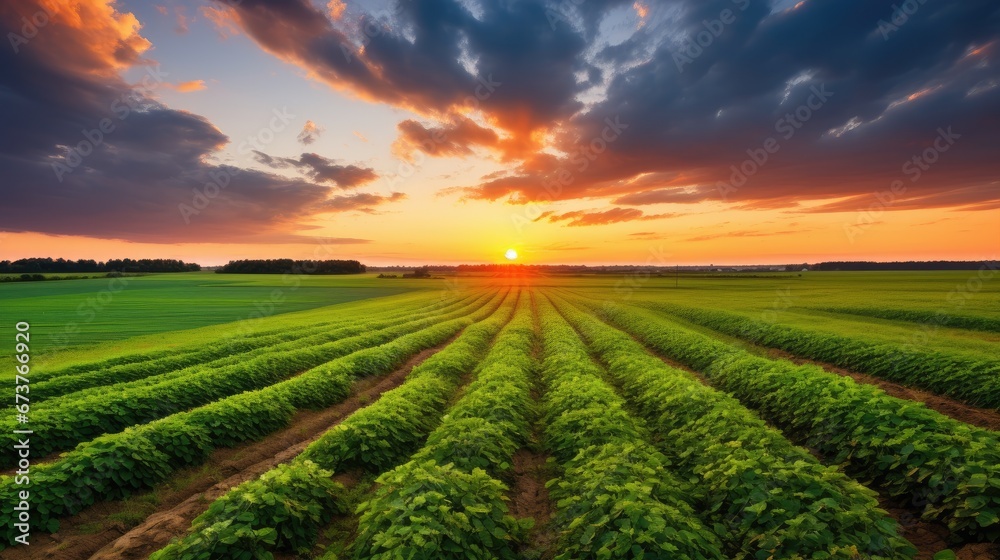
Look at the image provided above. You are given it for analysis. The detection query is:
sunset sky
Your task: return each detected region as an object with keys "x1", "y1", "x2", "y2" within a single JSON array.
[{"x1": 1, "y1": 0, "x2": 998, "y2": 265}]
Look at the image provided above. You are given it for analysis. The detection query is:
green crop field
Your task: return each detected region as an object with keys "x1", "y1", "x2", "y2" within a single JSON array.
[
  {"x1": 2, "y1": 271, "x2": 999, "y2": 559},
  {"x1": 0, "y1": 272, "x2": 427, "y2": 361}
]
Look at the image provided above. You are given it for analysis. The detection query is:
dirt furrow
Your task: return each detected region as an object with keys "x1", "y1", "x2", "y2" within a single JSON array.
[
  {"x1": 878, "y1": 495, "x2": 1000, "y2": 560},
  {"x1": 509, "y1": 446, "x2": 556, "y2": 559}
]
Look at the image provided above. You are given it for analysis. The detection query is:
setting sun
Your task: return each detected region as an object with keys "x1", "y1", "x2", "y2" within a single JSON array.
[{"x1": 505, "y1": 248, "x2": 518, "y2": 261}]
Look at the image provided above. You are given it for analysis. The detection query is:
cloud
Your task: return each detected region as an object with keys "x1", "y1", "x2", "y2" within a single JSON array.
[
  {"x1": 253, "y1": 151, "x2": 378, "y2": 188},
  {"x1": 613, "y1": 186, "x2": 716, "y2": 205},
  {"x1": 0, "y1": 0, "x2": 377, "y2": 244},
  {"x1": 544, "y1": 208, "x2": 672, "y2": 227},
  {"x1": 152, "y1": 3, "x2": 193, "y2": 34},
  {"x1": 173, "y1": 4, "x2": 191, "y2": 34},
  {"x1": 797, "y1": 183, "x2": 1000, "y2": 213},
  {"x1": 297, "y1": 119, "x2": 324, "y2": 144},
  {"x1": 392, "y1": 117, "x2": 501, "y2": 161},
  {"x1": 3, "y1": 0, "x2": 998, "y2": 249},
  {"x1": 200, "y1": 5, "x2": 241, "y2": 38},
  {"x1": 167, "y1": 79, "x2": 207, "y2": 92},
  {"x1": 316, "y1": 192, "x2": 407, "y2": 213},
  {"x1": 295, "y1": 153, "x2": 376, "y2": 188},
  {"x1": 412, "y1": 0, "x2": 999, "y2": 213},
  {"x1": 326, "y1": 0, "x2": 346, "y2": 20},
  {"x1": 209, "y1": 0, "x2": 596, "y2": 145},
  {"x1": 627, "y1": 231, "x2": 662, "y2": 240}
]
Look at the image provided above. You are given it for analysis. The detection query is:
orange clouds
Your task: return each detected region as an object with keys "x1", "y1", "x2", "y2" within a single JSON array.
[
  {"x1": 538, "y1": 208, "x2": 672, "y2": 227},
  {"x1": 199, "y1": 5, "x2": 240, "y2": 39},
  {"x1": 327, "y1": 0, "x2": 346, "y2": 21},
  {"x1": 0, "y1": 0, "x2": 403, "y2": 245},
  {"x1": 297, "y1": 120, "x2": 324, "y2": 145},
  {"x1": 210, "y1": 0, "x2": 581, "y2": 163},
  {"x1": 633, "y1": 2, "x2": 649, "y2": 19},
  {"x1": 392, "y1": 117, "x2": 500, "y2": 161},
  {"x1": 168, "y1": 79, "x2": 206, "y2": 92},
  {"x1": 6, "y1": 0, "x2": 150, "y2": 74}
]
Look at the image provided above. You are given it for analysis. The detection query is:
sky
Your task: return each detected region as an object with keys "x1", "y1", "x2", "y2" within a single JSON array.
[{"x1": 0, "y1": 0, "x2": 998, "y2": 266}]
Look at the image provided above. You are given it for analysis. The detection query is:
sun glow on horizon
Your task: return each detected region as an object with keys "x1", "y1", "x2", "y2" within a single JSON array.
[{"x1": 505, "y1": 248, "x2": 518, "y2": 261}]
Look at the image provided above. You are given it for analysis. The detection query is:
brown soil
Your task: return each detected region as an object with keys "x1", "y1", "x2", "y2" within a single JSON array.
[
  {"x1": 509, "y1": 447, "x2": 557, "y2": 559},
  {"x1": 880, "y1": 497, "x2": 951, "y2": 559},
  {"x1": 955, "y1": 543, "x2": 1000, "y2": 560},
  {"x1": 6, "y1": 343, "x2": 447, "y2": 560},
  {"x1": 767, "y1": 348, "x2": 1000, "y2": 431},
  {"x1": 509, "y1": 448, "x2": 552, "y2": 522},
  {"x1": 879, "y1": 496, "x2": 1000, "y2": 560}
]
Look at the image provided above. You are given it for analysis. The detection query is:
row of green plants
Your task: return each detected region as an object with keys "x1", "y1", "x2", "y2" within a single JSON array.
[
  {"x1": 534, "y1": 295, "x2": 725, "y2": 559},
  {"x1": 30, "y1": 292, "x2": 466, "y2": 401},
  {"x1": 31, "y1": 291, "x2": 441, "y2": 382},
  {"x1": 32, "y1": 319, "x2": 342, "y2": 399},
  {"x1": 817, "y1": 306, "x2": 1000, "y2": 333},
  {"x1": 651, "y1": 302, "x2": 1000, "y2": 408},
  {"x1": 351, "y1": 293, "x2": 537, "y2": 559},
  {"x1": 585, "y1": 297, "x2": 1000, "y2": 541},
  {"x1": 295, "y1": 290, "x2": 516, "y2": 473},
  {"x1": 550, "y1": 293, "x2": 916, "y2": 560},
  {"x1": 29, "y1": 292, "x2": 482, "y2": 405},
  {"x1": 0, "y1": 293, "x2": 507, "y2": 548},
  {"x1": 147, "y1": 290, "x2": 520, "y2": 559},
  {"x1": 0, "y1": 294, "x2": 493, "y2": 466}
]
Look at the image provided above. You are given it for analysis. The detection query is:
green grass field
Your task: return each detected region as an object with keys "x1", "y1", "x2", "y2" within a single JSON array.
[
  {"x1": 0, "y1": 272, "x2": 429, "y2": 354},
  {"x1": 2, "y1": 271, "x2": 999, "y2": 559},
  {"x1": 3, "y1": 269, "x2": 997, "y2": 374}
]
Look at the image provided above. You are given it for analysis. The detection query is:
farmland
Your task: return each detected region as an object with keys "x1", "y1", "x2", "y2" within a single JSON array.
[
  {"x1": 0, "y1": 273, "x2": 421, "y2": 349},
  {"x1": 1, "y1": 271, "x2": 999, "y2": 559}
]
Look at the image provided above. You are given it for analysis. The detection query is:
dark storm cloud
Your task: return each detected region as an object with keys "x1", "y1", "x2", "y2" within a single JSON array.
[
  {"x1": 456, "y1": 0, "x2": 998, "y2": 212},
  {"x1": 212, "y1": 0, "x2": 594, "y2": 137},
  {"x1": 0, "y1": 0, "x2": 391, "y2": 243},
  {"x1": 216, "y1": 0, "x2": 999, "y2": 213},
  {"x1": 4, "y1": 0, "x2": 999, "y2": 243},
  {"x1": 532, "y1": 0, "x2": 1000, "y2": 209}
]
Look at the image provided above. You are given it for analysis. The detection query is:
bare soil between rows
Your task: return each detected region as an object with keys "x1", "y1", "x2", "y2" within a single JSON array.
[
  {"x1": 877, "y1": 495, "x2": 1000, "y2": 560},
  {"x1": 6, "y1": 343, "x2": 447, "y2": 560},
  {"x1": 509, "y1": 446, "x2": 557, "y2": 559}
]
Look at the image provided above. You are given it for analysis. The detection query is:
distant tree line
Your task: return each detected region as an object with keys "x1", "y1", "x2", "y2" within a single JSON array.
[
  {"x1": 216, "y1": 259, "x2": 366, "y2": 274},
  {"x1": 0, "y1": 257, "x2": 200, "y2": 273},
  {"x1": 403, "y1": 266, "x2": 433, "y2": 278},
  {"x1": 811, "y1": 261, "x2": 999, "y2": 271}
]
